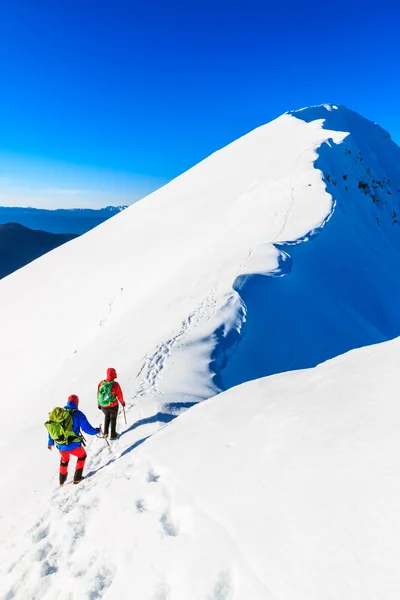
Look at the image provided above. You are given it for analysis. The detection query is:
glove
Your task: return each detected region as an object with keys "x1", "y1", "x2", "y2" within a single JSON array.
[
  {"x1": 98, "y1": 405, "x2": 102, "y2": 410},
  {"x1": 48, "y1": 445, "x2": 53, "y2": 451},
  {"x1": 121, "y1": 402, "x2": 126, "y2": 407}
]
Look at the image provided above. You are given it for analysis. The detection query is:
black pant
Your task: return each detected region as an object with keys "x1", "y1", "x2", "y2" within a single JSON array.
[{"x1": 102, "y1": 405, "x2": 119, "y2": 437}]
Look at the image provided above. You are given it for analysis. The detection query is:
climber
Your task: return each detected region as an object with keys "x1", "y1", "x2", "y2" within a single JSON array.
[
  {"x1": 97, "y1": 368, "x2": 125, "y2": 440},
  {"x1": 46, "y1": 394, "x2": 100, "y2": 486}
]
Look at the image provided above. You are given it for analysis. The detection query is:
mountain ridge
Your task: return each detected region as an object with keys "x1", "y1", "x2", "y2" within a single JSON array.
[
  {"x1": 216, "y1": 103, "x2": 400, "y2": 386},
  {"x1": 0, "y1": 205, "x2": 128, "y2": 234},
  {"x1": 0, "y1": 105, "x2": 400, "y2": 598}
]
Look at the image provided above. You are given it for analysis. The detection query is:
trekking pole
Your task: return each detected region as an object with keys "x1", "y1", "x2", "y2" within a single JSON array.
[
  {"x1": 98, "y1": 424, "x2": 110, "y2": 447},
  {"x1": 123, "y1": 405, "x2": 127, "y2": 425}
]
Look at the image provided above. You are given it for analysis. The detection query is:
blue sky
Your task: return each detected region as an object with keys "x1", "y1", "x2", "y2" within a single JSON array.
[{"x1": 0, "y1": 0, "x2": 399, "y2": 208}]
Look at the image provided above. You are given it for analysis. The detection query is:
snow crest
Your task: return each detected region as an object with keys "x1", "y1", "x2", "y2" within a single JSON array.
[{"x1": 1, "y1": 105, "x2": 400, "y2": 598}]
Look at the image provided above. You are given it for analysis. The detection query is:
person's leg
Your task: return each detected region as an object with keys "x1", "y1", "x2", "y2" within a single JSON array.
[
  {"x1": 110, "y1": 405, "x2": 119, "y2": 439},
  {"x1": 70, "y1": 445, "x2": 87, "y2": 483},
  {"x1": 102, "y1": 407, "x2": 111, "y2": 436},
  {"x1": 59, "y1": 450, "x2": 70, "y2": 486}
]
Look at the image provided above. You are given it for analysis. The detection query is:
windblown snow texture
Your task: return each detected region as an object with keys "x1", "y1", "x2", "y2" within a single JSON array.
[{"x1": 215, "y1": 105, "x2": 400, "y2": 387}]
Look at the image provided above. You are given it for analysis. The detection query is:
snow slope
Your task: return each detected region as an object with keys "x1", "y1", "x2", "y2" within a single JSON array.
[
  {"x1": 0, "y1": 107, "x2": 349, "y2": 535},
  {"x1": 218, "y1": 104, "x2": 400, "y2": 385},
  {"x1": 1, "y1": 338, "x2": 400, "y2": 599},
  {"x1": 1, "y1": 104, "x2": 400, "y2": 597}
]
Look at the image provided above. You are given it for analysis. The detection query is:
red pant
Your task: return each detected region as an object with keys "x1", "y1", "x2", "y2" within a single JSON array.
[{"x1": 59, "y1": 446, "x2": 87, "y2": 475}]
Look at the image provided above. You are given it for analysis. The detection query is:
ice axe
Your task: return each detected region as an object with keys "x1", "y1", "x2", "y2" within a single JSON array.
[{"x1": 122, "y1": 405, "x2": 127, "y2": 425}]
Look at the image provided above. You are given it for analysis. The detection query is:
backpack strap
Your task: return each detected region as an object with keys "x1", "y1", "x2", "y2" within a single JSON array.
[{"x1": 63, "y1": 408, "x2": 83, "y2": 445}]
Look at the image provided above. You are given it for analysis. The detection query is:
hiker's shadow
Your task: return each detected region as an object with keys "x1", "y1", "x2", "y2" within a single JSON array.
[
  {"x1": 85, "y1": 437, "x2": 150, "y2": 479},
  {"x1": 88, "y1": 403, "x2": 198, "y2": 475},
  {"x1": 120, "y1": 412, "x2": 175, "y2": 436},
  {"x1": 85, "y1": 455, "x2": 116, "y2": 480},
  {"x1": 119, "y1": 435, "x2": 151, "y2": 458},
  {"x1": 121, "y1": 402, "x2": 197, "y2": 437},
  {"x1": 118, "y1": 412, "x2": 175, "y2": 458}
]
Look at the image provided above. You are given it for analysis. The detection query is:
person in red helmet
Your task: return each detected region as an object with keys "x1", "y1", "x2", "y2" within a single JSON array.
[
  {"x1": 46, "y1": 395, "x2": 100, "y2": 486},
  {"x1": 97, "y1": 368, "x2": 125, "y2": 440}
]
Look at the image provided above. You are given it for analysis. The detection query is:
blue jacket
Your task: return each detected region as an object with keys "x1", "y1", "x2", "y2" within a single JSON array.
[{"x1": 48, "y1": 401, "x2": 99, "y2": 451}]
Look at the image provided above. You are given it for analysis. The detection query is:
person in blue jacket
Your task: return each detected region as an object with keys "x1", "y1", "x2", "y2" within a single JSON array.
[{"x1": 48, "y1": 394, "x2": 100, "y2": 486}]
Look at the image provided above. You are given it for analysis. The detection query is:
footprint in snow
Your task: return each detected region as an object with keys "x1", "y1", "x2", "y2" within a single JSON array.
[
  {"x1": 31, "y1": 521, "x2": 50, "y2": 544},
  {"x1": 147, "y1": 469, "x2": 160, "y2": 483},
  {"x1": 57, "y1": 493, "x2": 77, "y2": 514},
  {"x1": 160, "y1": 512, "x2": 178, "y2": 537},
  {"x1": 208, "y1": 569, "x2": 235, "y2": 600},
  {"x1": 88, "y1": 564, "x2": 115, "y2": 600},
  {"x1": 34, "y1": 541, "x2": 52, "y2": 562},
  {"x1": 135, "y1": 498, "x2": 146, "y2": 513},
  {"x1": 32, "y1": 538, "x2": 59, "y2": 578},
  {"x1": 67, "y1": 517, "x2": 86, "y2": 552},
  {"x1": 40, "y1": 558, "x2": 58, "y2": 577},
  {"x1": 154, "y1": 582, "x2": 171, "y2": 600}
]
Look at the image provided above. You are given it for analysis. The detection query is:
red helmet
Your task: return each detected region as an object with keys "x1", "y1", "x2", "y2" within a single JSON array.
[{"x1": 68, "y1": 394, "x2": 79, "y2": 406}]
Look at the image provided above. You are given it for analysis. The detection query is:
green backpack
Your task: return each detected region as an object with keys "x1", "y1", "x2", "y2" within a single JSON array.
[
  {"x1": 97, "y1": 380, "x2": 115, "y2": 407},
  {"x1": 45, "y1": 407, "x2": 82, "y2": 446}
]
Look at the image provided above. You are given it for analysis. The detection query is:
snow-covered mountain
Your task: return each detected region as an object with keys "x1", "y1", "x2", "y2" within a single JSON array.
[
  {"x1": 0, "y1": 223, "x2": 78, "y2": 279},
  {"x1": 0, "y1": 205, "x2": 127, "y2": 234},
  {"x1": 1, "y1": 104, "x2": 400, "y2": 599}
]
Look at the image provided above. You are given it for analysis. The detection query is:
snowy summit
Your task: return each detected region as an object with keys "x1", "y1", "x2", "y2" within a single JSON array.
[{"x1": 1, "y1": 104, "x2": 400, "y2": 599}]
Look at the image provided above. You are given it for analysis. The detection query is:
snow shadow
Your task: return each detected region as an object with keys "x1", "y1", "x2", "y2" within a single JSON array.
[
  {"x1": 86, "y1": 402, "x2": 198, "y2": 476},
  {"x1": 120, "y1": 412, "x2": 175, "y2": 437},
  {"x1": 120, "y1": 402, "x2": 197, "y2": 438},
  {"x1": 118, "y1": 402, "x2": 197, "y2": 457},
  {"x1": 85, "y1": 455, "x2": 117, "y2": 479},
  {"x1": 213, "y1": 105, "x2": 400, "y2": 389},
  {"x1": 119, "y1": 435, "x2": 151, "y2": 458}
]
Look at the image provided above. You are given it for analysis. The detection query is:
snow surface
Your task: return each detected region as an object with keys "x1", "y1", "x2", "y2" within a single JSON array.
[
  {"x1": 2, "y1": 340, "x2": 400, "y2": 599},
  {"x1": 220, "y1": 105, "x2": 400, "y2": 384},
  {"x1": 1, "y1": 104, "x2": 400, "y2": 598}
]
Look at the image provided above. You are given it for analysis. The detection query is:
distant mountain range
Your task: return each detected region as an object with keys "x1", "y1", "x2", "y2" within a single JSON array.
[
  {"x1": 0, "y1": 205, "x2": 127, "y2": 234},
  {"x1": 0, "y1": 222, "x2": 78, "y2": 279}
]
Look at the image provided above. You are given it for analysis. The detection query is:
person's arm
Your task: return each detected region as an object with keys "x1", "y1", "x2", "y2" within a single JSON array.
[
  {"x1": 48, "y1": 434, "x2": 54, "y2": 449},
  {"x1": 97, "y1": 381, "x2": 102, "y2": 409},
  {"x1": 77, "y1": 411, "x2": 100, "y2": 436},
  {"x1": 113, "y1": 382, "x2": 125, "y2": 406}
]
